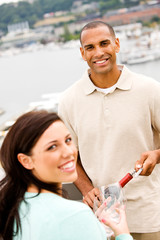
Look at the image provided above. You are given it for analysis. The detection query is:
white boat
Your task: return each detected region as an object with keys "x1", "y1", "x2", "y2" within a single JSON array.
[
  {"x1": 127, "y1": 54, "x2": 155, "y2": 65},
  {"x1": 120, "y1": 29, "x2": 160, "y2": 65},
  {"x1": 28, "y1": 92, "x2": 62, "y2": 113},
  {"x1": 0, "y1": 92, "x2": 63, "y2": 146},
  {"x1": 120, "y1": 47, "x2": 160, "y2": 65}
]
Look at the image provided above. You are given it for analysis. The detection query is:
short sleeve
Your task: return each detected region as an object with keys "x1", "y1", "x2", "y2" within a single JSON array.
[{"x1": 116, "y1": 234, "x2": 133, "y2": 240}]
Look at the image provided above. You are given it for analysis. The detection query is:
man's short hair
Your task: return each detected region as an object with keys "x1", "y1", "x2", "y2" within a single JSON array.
[{"x1": 80, "y1": 21, "x2": 115, "y2": 44}]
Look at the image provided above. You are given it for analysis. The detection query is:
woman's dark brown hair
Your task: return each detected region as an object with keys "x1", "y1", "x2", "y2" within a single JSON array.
[{"x1": 0, "y1": 110, "x2": 62, "y2": 239}]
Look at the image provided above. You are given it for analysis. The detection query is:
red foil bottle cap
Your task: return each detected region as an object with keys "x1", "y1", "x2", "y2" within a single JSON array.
[{"x1": 119, "y1": 173, "x2": 133, "y2": 188}]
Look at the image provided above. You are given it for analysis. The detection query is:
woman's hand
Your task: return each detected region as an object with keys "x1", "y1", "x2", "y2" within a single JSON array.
[{"x1": 95, "y1": 200, "x2": 130, "y2": 237}]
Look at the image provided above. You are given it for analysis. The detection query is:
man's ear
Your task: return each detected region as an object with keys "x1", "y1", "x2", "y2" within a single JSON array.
[
  {"x1": 80, "y1": 47, "x2": 86, "y2": 61},
  {"x1": 17, "y1": 153, "x2": 34, "y2": 170},
  {"x1": 115, "y1": 38, "x2": 120, "y2": 53}
]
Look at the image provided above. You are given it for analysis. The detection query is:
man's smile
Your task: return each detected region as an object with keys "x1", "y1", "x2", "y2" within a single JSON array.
[{"x1": 93, "y1": 57, "x2": 110, "y2": 65}]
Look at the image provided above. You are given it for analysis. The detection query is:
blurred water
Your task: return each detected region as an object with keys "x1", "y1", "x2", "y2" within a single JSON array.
[
  {"x1": 0, "y1": 46, "x2": 86, "y2": 125},
  {"x1": 0, "y1": 45, "x2": 160, "y2": 125}
]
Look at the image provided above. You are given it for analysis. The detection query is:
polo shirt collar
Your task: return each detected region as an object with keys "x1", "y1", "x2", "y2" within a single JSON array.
[
  {"x1": 83, "y1": 69, "x2": 97, "y2": 95},
  {"x1": 83, "y1": 65, "x2": 132, "y2": 95},
  {"x1": 116, "y1": 65, "x2": 133, "y2": 90}
]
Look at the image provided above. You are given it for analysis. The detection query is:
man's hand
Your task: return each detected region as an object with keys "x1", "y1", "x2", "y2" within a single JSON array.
[
  {"x1": 135, "y1": 149, "x2": 160, "y2": 176},
  {"x1": 83, "y1": 187, "x2": 101, "y2": 209}
]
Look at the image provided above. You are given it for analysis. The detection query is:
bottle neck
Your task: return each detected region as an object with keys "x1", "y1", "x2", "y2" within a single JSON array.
[{"x1": 119, "y1": 173, "x2": 133, "y2": 188}]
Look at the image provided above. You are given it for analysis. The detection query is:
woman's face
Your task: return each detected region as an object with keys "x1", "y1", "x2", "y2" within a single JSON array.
[{"x1": 29, "y1": 120, "x2": 78, "y2": 184}]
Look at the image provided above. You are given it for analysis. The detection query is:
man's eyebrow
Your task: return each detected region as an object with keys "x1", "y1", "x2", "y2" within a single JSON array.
[
  {"x1": 100, "y1": 39, "x2": 110, "y2": 43},
  {"x1": 84, "y1": 44, "x2": 93, "y2": 49},
  {"x1": 84, "y1": 39, "x2": 111, "y2": 48}
]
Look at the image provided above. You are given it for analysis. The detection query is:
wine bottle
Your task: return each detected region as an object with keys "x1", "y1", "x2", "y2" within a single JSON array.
[
  {"x1": 119, "y1": 168, "x2": 143, "y2": 187},
  {"x1": 103, "y1": 168, "x2": 143, "y2": 199}
]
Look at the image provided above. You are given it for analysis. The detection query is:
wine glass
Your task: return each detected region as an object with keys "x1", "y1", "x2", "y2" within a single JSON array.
[{"x1": 93, "y1": 184, "x2": 125, "y2": 240}]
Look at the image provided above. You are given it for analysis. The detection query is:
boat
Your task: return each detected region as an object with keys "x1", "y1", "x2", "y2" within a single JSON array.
[
  {"x1": 126, "y1": 52, "x2": 155, "y2": 65},
  {"x1": 0, "y1": 92, "x2": 62, "y2": 147},
  {"x1": 120, "y1": 29, "x2": 160, "y2": 65},
  {"x1": 120, "y1": 46, "x2": 160, "y2": 65}
]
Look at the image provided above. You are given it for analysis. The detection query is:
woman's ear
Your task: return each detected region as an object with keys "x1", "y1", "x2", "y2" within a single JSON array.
[{"x1": 17, "y1": 153, "x2": 33, "y2": 170}]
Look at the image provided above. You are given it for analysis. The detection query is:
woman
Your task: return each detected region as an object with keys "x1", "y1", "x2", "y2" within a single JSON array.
[{"x1": 0, "y1": 110, "x2": 133, "y2": 240}]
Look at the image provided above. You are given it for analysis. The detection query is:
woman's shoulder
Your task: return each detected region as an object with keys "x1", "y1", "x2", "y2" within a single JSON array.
[
  {"x1": 23, "y1": 192, "x2": 101, "y2": 227},
  {"x1": 20, "y1": 193, "x2": 106, "y2": 240},
  {"x1": 23, "y1": 192, "x2": 91, "y2": 216}
]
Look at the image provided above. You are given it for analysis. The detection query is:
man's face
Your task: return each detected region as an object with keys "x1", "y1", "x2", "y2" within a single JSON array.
[{"x1": 80, "y1": 26, "x2": 120, "y2": 75}]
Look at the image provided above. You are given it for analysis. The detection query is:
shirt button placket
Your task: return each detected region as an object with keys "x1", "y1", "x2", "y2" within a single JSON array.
[{"x1": 103, "y1": 94, "x2": 111, "y2": 128}]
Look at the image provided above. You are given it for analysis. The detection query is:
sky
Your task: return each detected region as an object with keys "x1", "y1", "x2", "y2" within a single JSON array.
[{"x1": 0, "y1": 0, "x2": 20, "y2": 5}]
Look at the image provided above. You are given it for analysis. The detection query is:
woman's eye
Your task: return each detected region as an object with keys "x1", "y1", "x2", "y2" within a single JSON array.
[
  {"x1": 66, "y1": 137, "x2": 72, "y2": 143},
  {"x1": 48, "y1": 145, "x2": 56, "y2": 150}
]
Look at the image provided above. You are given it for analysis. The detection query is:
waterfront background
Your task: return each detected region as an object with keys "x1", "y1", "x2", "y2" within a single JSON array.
[
  {"x1": 1, "y1": 0, "x2": 160, "y2": 127},
  {"x1": 0, "y1": 41, "x2": 160, "y2": 126}
]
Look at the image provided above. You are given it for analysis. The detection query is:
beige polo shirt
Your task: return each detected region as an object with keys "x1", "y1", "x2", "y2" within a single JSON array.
[{"x1": 58, "y1": 65, "x2": 160, "y2": 233}]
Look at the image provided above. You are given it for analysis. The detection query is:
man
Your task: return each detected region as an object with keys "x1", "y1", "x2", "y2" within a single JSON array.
[{"x1": 58, "y1": 21, "x2": 160, "y2": 240}]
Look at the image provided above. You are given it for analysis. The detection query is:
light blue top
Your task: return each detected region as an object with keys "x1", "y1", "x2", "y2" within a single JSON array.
[
  {"x1": 117, "y1": 234, "x2": 133, "y2": 240},
  {"x1": 13, "y1": 192, "x2": 133, "y2": 240}
]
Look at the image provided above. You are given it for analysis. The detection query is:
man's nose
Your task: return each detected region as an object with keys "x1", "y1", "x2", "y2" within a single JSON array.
[{"x1": 95, "y1": 46, "x2": 104, "y2": 58}]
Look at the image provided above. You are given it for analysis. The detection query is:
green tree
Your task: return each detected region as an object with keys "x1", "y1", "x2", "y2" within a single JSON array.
[{"x1": 61, "y1": 23, "x2": 79, "y2": 42}]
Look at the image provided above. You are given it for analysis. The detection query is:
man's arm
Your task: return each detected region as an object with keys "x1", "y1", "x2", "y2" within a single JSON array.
[
  {"x1": 135, "y1": 149, "x2": 160, "y2": 175},
  {"x1": 74, "y1": 154, "x2": 100, "y2": 209},
  {"x1": 58, "y1": 103, "x2": 101, "y2": 208}
]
